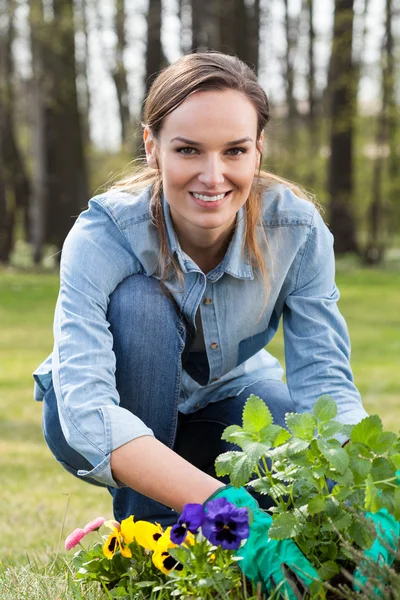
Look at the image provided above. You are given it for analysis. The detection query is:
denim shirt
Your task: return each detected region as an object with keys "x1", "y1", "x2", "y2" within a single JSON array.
[{"x1": 32, "y1": 183, "x2": 368, "y2": 487}]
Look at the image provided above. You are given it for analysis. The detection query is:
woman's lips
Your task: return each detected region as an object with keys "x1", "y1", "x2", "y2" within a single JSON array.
[{"x1": 189, "y1": 190, "x2": 231, "y2": 208}]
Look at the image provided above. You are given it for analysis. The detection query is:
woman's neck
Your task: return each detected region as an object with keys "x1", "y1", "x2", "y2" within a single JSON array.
[{"x1": 178, "y1": 226, "x2": 235, "y2": 274}]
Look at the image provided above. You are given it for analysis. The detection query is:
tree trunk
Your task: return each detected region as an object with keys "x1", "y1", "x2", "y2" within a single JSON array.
[
  {"x1": 283, "y1": 0, "x2": 299, "y2": 123},
  {"x1": 0, "y1": 0, "x2": 30, "y2": 263},
  {"x1": 145, "y1": 0, "x2": 163, "y2": 97},
  {"x1": 45, "y1": 0, "x2": 88, "y2": 253},
  {"x1": 327, "y1": 0, "x2": 359, "y2": 254},
  {"x1": 74, "y1": 0, "x2": 91, "y2": 145},
  {"x1": 29, "y1": 0, "x2": 48, "y2": 264},
  {"x1": 363, "y1": 0, "x2": 394, "y2": 264},
  {"x1": 112, "y1": 0, "x2": 131, "y2": 145}
]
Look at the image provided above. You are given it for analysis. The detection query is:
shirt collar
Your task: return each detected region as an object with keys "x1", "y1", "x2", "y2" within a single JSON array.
[{"x1": 162, "y1": 194, "x2": 254, "y2": 280}]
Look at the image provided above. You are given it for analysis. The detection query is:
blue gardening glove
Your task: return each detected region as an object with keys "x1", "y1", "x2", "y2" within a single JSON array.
[
  {"x1": 353, "y1": 509, "x2": 400, "y2": 594},
  {"x1": 204, "y1": 484, "x2": 324, "y2": 599}
]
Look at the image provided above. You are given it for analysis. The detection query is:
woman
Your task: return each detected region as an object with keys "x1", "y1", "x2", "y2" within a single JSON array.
[{"x1": 33, "y1": 52, "x2": 371, "y2": 595}]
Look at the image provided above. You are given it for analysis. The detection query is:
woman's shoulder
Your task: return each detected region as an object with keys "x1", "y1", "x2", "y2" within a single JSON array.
[
  {"x1": 87, "y1": 186, "x2": 152, "y2": 230},
  {"x1": 260, "y1": 181, "x2": 317, "y2": 228}
]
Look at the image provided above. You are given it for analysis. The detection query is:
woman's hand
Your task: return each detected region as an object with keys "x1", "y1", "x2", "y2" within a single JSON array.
[{"x1": 204, "y1": 485, "x2": 324, "y2": 599}]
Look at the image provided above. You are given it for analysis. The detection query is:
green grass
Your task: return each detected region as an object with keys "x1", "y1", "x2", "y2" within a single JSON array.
[{"x1": 1, "y1": 265, "x2": 399, "y2": 597}]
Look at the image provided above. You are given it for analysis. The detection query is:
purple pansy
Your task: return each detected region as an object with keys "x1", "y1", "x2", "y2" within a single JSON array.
[
  {"x1": 202, "y1": 497, "x2": 249, "y2": 550},
  {"x1": 170, "y1": 503, "x2": 206, "y2": 544}
]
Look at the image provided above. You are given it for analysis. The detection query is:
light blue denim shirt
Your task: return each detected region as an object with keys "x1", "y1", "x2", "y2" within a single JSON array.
[{"x1": 33, "y1": 183, "x2": 368, "y2": 487}]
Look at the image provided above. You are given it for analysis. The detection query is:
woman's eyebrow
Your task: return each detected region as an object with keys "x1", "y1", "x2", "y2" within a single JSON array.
[{"x1": 169, "y1": 136, "x2": 253, "y2": 146}]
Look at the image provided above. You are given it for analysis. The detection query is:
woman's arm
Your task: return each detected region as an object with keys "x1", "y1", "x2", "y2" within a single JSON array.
[
  {"x1": 111, "y1": 436, "x2": 222, "y2": 512},
  {"x1": 283, "y1": 207, "x2": 368, "y2": 425}
]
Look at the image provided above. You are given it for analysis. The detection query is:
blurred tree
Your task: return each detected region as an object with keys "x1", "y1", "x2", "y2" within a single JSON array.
[
  {"x1": 112, "y1": 0, "x2": 131, "y2": 145},
  {"x1": 74, "y1": 0, "x2": 91, "y2": 145},
  {"x1": 145, "y1": 0, "x2": 164, "y2": 97},
  {"x1": 0, "y1": 0, "x2": 31, "y2": 263},
  {"x1": 190, "y1": 0, "x2": 260, "y2": 73},
  {"x1": 327, "y1": 0, "x2": 359, "y2": 254},
  {"x1": 29, "y1": 0, "x2": 88, "y2": 261},
  {"x1": 363, "y1": 0, "x2": 396, "y2": 264}
]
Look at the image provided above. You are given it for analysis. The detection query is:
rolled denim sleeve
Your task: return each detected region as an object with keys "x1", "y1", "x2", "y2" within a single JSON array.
[
  {"x1": 52, "y1": 197, "x2": 154, "y2": 488},
  {"x1": 283, "y1": 207, "x2": 368, "y2": 425}
]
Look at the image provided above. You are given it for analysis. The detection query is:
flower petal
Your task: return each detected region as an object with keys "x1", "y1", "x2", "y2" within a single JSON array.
[
  {"x1": 134, "y1": 521, "x2": 163, "y2": 550},
  {"x1": 103, "y1": 532, "x2": 119, "y2": 559},
  {"x1": 180, "y1": 503, "x2": 205, "y2": 533},
  {"x1": 83, "y1": 517, "x2": 105, "y2": 534},
  {"x1": 65, "y1": 528, "x2": 86, "y2": 551},
  {"x1": 120, "y1": 515, "x2": 136, "y2": 544}
]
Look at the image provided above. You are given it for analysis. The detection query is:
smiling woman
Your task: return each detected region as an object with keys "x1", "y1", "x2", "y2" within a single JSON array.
[{"x1": 32, "y1": 51, "x2": 378, "y2": 597}]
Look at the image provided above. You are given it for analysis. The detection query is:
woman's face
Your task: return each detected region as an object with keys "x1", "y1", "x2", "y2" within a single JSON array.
[{"x1": 144, "y1": 89, "x2": 262, "y2": 248}]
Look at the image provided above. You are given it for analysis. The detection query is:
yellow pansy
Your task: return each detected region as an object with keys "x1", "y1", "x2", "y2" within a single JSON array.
[
  {"x1": 132, "y1": 520, "x2": 164, "y2": 551},
  {"x1": 102, "y1": 519, "x2": 133, "y2": 559},
  {"x1": 120, "y1": 515, "x2": 136, "y2": 544},
  {"x1": 152, "y1": 526, "x2": 195, "y2": 575}
]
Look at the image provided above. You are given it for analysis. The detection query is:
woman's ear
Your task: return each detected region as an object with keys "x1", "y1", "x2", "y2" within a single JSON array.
[{"x1": 143, "y1": 127, "x2": 158, "y2": 169}]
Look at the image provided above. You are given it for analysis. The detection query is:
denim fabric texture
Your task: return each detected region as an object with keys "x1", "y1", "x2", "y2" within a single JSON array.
[{"x1": 33, "y1": 183, "x2": 368, "y2": 490}]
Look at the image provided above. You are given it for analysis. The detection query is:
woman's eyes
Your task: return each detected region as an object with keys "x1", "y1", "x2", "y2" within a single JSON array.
[{"x1": 176, "y1": 147, "x2": 247, "y2": 156}]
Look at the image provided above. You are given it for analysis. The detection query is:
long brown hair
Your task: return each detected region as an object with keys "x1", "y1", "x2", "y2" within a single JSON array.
[{"x1": 111, "y1": 52, "x2": 318, "y2": 302}]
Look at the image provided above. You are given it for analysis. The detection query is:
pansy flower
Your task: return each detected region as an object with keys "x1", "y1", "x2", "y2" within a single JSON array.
[
  {"x1": 202, "y1": 497, "x2": 249, "y2": 550},
  {"x1": 103, "y1": 516, "x2": 136, "y2": 559},
  {"x1": 152, "y1": 526, "x2": 195, "y2": 575},
  {"x1": 170, "y1": 503, "x2": 205, "y2": 544},
  {"x1": 133, "y1": 520, "x2": 164, "y2": 551}
]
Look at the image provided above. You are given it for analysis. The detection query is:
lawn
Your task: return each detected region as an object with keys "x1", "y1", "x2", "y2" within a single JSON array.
[{"x1": 1, "y1": 265, "x2": 399, "y2": 596}]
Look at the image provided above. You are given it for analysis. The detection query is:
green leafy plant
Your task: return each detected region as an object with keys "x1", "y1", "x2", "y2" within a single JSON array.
[{"x1": 215, "y1": 394, "x2": 400, "y2": 585}]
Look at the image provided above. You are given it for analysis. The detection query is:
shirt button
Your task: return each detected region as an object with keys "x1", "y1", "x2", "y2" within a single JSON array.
[
  {"x1": 210, "y1": 342, "x2": 218, "y2": 350},
  {"x1": 195, "y1": 402, "x2": 200, "y2": 409},
  {"x1": 204, "y1": 297, "x2": 212, "y2": 305},
  {"x1": 213, "y1": 377, "x2": 220, "y2": 382}
]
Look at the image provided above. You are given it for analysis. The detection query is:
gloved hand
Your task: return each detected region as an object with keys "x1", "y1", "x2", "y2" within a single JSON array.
[
  {"x1": 204, "y1": 484, "x2": 324, "y2": 599},
  {"x1": 353, "y1": 509, "x2": 400, "y2": 595}
]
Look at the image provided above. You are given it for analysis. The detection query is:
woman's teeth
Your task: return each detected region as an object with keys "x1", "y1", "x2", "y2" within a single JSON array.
[{"x1": 192, "y1": 192, "x2": 227, "y2": 202}]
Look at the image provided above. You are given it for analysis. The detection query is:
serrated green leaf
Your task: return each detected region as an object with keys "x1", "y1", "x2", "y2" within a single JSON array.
[
  {"x1": 271, "y1": 427, "x2": 292, "y2": 447},
  {"x1": 214, "y1": 451, "x2": 239, "y2": 477},
  {"x1": 242, "y1": 394, "x2": 273, "y2": 433},
  {"x1": 317, "y1": 560, "x2": 340, "y2": 581},
  {"x1": 285, "y1": 412, "x2": 317, "y2": 440},
  {"x1": 390, "y1": 453, "x2": 400, "y2": 470},
  {"x1": 247, "y1": 477, "x2": 272, "y2": 496},
  {"x1": 370, "y1": 457, "x2": 396, "y2": 484},
  {"x1": 221, "y1": 424, "x2": 245, "y2": 443},
  {"x1": 351, "y1": 415, "x2": 383, "y2": 446},
  {"x1": 365, "y1": 475, "x2": 383, "y2": 512},
  {"x1": 268, "y1": 513, "x2": 301, "y2": 539},
  {"x1": 317, "y1": 439, "x2": 349, "y2": 474},
  {"x1": 241, "y1": 440, "x2": 272, "y2": 465},
  {"x1": 319, "y1": 420, "x2": 343, "y2": 439},
  {"x1": 215, "y1": 451, "x2": 254, "y2": 487},
  {"x1": 269, "y1": 482, "x2": 288, "y2": 501},
  {"x1": 308, "y1": 496, "x2": 327, "y2": 515},
  {"x1": 368, "y1": 431, "x2": 398, "y2": 454},
  {"x1": 313, "y1": 396, "x2": 338, "y2": 422},
  {"x1": 331, "y1": 510, "x2": 352, "y2": 531},
  {"x1": 287, "y1": 438, "x2": 311, "y2": 455},
  {"x1": 349, "y1": 455, "x2": 371, "y2": 484},
  {"x1": 349, "y1": 518, "x2": 375, "y2": 550}
]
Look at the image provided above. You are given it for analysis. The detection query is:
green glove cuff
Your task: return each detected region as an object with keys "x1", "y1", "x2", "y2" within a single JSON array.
[{"x1": 203, "y1": 483, "x2": 260, "y2": 511}]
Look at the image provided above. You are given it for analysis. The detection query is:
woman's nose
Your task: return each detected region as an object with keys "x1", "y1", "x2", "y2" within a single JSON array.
[{"x1": 197, "y1": 155, "x2": 225, "y2": 187}]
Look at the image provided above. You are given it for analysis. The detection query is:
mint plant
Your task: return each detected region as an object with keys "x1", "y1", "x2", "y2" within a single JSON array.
[{"x1": 215, "y1": 394, "x2": 400, "y2": 583}]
